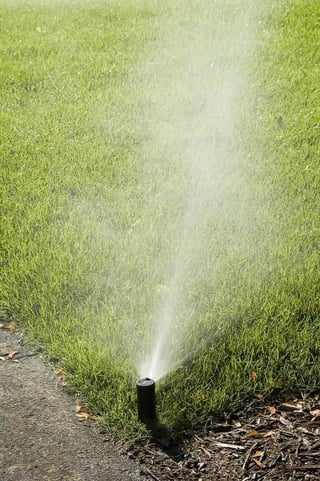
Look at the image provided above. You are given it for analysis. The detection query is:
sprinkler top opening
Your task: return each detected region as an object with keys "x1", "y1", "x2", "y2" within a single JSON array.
[{"x1": 137, "y1": 377, "x2": 154, "y2": 387}]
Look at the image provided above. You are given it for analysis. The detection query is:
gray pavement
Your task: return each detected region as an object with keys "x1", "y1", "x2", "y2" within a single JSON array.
[{"x1": 0, "y1": 328, "x2": 144, "y2": 481}]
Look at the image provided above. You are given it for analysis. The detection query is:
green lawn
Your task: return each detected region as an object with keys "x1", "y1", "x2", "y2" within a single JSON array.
[{"x1": 0, "y1": 0, "x2": 319, "y2": 438}]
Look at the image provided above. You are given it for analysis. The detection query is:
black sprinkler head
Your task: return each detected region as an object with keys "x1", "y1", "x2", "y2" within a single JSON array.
[{"x1": 136, "y1": 378, "x2": 156, "y2": 425}]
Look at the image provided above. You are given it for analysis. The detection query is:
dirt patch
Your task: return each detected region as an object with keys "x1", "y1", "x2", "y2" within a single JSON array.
[{"x1": 0, "y1": 327, "x2": 143, "y2": 481}]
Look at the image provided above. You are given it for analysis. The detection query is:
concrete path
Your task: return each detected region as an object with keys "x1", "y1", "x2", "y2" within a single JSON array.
[{"x1": 0, "y1": 328, "x2": 144, "y2": 481}]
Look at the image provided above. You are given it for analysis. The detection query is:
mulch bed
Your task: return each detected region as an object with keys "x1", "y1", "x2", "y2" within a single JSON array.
[{"x1": 127, "y1": 393, "x2": 320, "y2": 481}]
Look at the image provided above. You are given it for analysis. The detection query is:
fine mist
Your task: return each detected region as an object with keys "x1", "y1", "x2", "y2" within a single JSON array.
[{"x1": 135, "y1": 1, "x2": 269, "y2": 381}]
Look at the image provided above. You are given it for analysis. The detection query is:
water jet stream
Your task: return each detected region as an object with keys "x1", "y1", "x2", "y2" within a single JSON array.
[{"x1": 134, "y1": 1, "x2": 270, "y2": 382}]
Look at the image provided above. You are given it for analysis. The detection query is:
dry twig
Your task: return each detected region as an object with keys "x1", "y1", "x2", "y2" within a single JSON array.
[{"x1": 242, "y1": 442, "x2": 259, "y2": 471}]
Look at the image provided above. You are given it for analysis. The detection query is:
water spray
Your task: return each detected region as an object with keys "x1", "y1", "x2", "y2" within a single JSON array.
[{"x1": 136, "y1": 378, "x2": 156, "y2": 425}]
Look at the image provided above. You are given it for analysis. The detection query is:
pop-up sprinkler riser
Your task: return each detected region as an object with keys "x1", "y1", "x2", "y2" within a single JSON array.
[{"x1": 136, "y1": 378, "x2": 156, "y2": 425}]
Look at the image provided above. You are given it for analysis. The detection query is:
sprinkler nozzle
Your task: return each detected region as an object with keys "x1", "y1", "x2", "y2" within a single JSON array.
[{"x1": 136, "y1": 378, "x2": 156, "y2": 425}]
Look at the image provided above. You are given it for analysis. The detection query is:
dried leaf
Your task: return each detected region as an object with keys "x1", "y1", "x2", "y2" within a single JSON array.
[
  {"x1": 0, "y1": 323, "x2": 15, "y2": 331},
  {"x1": 263, "y1": 430, "x2": 276, "y2": 438},
  {"x1": 246, "y1": 429, "x2": 262, "y2": 438},
  {"x1": 76, "y1": 411, "x2": 90, "y2": 420},
  {"x1": 253, "y1": 459, "x2": 265, "y2": 469},
  {"x1": 310, "y1": 409, "x2": 320, "y2": 423},
  {"x1": 54, "y1": 368, "x2": 66, "y2": 386},
  {"x1": 74, "y1": 405, "x2": 98, "y2": 421},
  {"x1": 8, "y1": 351, "x2": 19, "y2": 359},
  {"x1": 89, "y1": 415, "x2": 99, "y2": 421},
  {"x1": 251, "y1": 371, "x2": 258, "y2": 383},
  {"x1": 252, "y1": 450, "x2": 264, "y2": 458},
  {"x1": 266, "y1": 406, "x2": 277, "y2": 415},
  {"x1": 76, "y1": 412, "x2": 99, "y2": 421}
]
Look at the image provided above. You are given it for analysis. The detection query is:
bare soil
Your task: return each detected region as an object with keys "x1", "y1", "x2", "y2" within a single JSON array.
[{"x1": 1, "y1": 326, "x2": 319, "y2": 481}]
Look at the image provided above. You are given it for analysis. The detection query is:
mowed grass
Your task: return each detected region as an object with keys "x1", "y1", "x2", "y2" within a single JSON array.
[
  {"x1": 1, "y1": 0, "x2": 320, "y2": 438},
  {"x1": 0, "y1": 0, "x2": 161, "y2": 435}
]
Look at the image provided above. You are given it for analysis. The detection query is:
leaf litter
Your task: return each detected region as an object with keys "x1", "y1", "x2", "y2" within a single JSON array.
[
  {"x1": 128, "y1": 393, "x2": 320, "y2": 481},
  {"x1": 0, "y1": 350, "x2": 19, "y2": 362},
  {"x1": 75, "y1": 404, "x2": 99, "y2": 422},
  {"x1": 0, "y1": 323, "x2": 15, "y2": 331}
]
